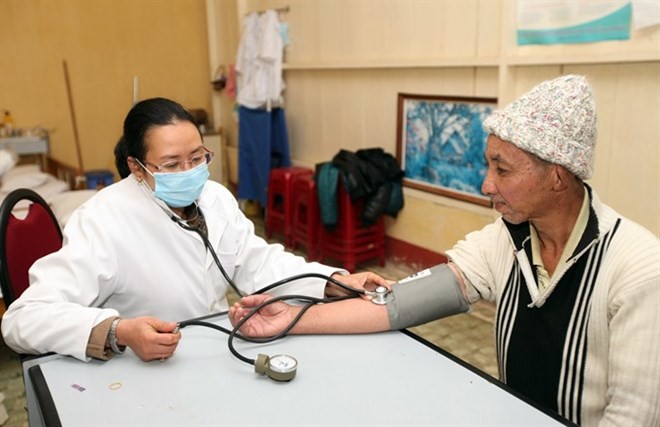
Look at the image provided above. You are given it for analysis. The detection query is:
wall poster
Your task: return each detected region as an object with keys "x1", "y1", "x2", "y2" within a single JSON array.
[{"x1": 517, "y1": 0, "x2": 632, "y2": 45}]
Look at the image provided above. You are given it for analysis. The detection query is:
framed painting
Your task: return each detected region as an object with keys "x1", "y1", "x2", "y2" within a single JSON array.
[{"x1": 396, "y1": 93, "x2": 496, "y2": 207}]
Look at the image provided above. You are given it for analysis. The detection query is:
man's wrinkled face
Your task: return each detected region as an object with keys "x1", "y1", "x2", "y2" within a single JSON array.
[{"x1": 481, "y1": 135, "x2": 555, "y2": 225}]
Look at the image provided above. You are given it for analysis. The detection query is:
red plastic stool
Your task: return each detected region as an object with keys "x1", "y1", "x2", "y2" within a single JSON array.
[
  {"x1": 265, "y1": 167, "x2": 313, "y2": 246},
  {"x1": 319, "y1": 178, "x2": 386, "y2": 271},
  {"x1": 291, "y1": 174, "x2": 321, "y2": 261}
]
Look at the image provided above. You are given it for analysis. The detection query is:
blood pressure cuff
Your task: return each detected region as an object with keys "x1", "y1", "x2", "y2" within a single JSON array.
[{"x1": 386, "y1": 264, "x2": 470, "y2": 330}]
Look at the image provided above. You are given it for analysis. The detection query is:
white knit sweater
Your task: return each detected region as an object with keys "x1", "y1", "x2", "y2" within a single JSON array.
[{"x1": 446, "y1": 190, "x2": 659, "y2": 427}]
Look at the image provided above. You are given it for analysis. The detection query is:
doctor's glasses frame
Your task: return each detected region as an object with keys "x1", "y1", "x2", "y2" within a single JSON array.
[{"x1": 142, "y1": 147, "x2": 214, "y2": 173}]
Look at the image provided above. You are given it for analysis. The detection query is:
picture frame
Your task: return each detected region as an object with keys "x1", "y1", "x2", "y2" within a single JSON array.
[{"x1": 396, "y1": 93, "x2": 497, "y2": 207}]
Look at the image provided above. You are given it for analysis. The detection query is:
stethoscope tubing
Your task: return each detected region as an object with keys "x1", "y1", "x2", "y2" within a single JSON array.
[{"x1": 171, "y1": 214, "x2": 368, "y2": 367}]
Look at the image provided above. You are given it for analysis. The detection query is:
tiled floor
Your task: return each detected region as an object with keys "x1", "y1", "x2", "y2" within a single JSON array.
[
  {"x1": 0, "y1": 215, "x2": 498, "y2": 427},
  {"x1": 0, "y1": 332, "x2": 26, "y2": 427}
]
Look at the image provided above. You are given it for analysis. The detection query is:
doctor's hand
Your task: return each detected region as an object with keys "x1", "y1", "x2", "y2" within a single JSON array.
[
  {"x1": 325, "y1": 272, "x2": 393, "y2": 298},
  {"x1": 229, "y1": 294, "x2": 300, "y2": 338},
  {"x1": 115, "y1": 316, "x2": 181, "y2": 362}
]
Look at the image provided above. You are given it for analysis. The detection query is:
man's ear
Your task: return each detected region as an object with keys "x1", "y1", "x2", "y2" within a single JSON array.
[{"x1": 552, "y1": 165, "x2": 574, "y2": 192}]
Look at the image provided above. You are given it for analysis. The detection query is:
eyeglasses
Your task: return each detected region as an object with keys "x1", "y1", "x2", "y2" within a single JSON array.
[{"x1": 142, "y1": 148, "x2": 214, "y2": 173}]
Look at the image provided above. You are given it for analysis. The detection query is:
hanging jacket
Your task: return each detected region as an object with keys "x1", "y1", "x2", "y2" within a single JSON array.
[
  {"x1": 356, "y1": 148, "x2": 404, "y2": 223},
  {"x1": 316, "y1": 148, "x2": 404, "y2": 228}
]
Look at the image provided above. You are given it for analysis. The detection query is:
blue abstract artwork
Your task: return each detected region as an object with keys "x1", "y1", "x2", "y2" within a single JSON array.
[{"x1": 397, "y1": 94, "x2": 496, "y2": 206}]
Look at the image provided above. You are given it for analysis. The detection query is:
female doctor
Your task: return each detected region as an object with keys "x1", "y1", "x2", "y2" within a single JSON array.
[{"x1": 1, "y1": 97, "x2": 388, "y2": 362}]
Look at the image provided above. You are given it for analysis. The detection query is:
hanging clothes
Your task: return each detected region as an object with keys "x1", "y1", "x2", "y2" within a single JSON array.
[
  {"x1": 236, "y1": 9, "x2": 290, "y2": 206},
  {"x1": 235, "y1": 12, "x2": 259, "y2": 107},
  {"x1": 237, "y1": 106, "x2": 291, "y2": 206},
  {"x1": 236, "y1": 10, "x2": 284, "y2": 109}
]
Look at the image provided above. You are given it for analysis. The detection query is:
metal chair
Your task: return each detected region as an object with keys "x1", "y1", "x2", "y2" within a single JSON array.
[{"x1": 0, "y1": 188, "x2": 63, "y2": 310}]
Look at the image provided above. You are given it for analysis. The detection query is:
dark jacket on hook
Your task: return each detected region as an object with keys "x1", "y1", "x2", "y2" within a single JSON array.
[{"x1": 316, "y1": 148, "x2": 404, "y2": 228}]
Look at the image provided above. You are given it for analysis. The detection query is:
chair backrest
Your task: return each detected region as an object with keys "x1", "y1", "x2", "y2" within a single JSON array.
[{"x1": 0, "y1": 188, "x2": 63, "y2": 309}]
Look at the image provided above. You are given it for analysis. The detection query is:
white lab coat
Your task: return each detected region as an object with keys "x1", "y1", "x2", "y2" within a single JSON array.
[
  {"x1": 1, "y1": 176, "x2": 339, "y2": 360},
  {"x1": 236, "y1": 10, "x2": 284, "y2": 109}
]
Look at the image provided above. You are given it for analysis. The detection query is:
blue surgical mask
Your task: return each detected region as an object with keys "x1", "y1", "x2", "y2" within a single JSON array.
[{"x1": 143, "y1": 162, "x2": 209, "y2": 208}]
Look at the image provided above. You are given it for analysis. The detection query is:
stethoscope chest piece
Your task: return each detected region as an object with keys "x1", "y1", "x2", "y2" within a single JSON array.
[
  {"x1": 255, "y1": 353, "x2": 298, "y2": 382},
  {"x1": 374, "y1": 286, "x2": 389, "y2": 305}
]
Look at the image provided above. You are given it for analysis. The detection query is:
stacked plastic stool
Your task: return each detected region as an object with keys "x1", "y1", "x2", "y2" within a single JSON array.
[
  {"x1": 319, "y1": 178, "x2": 386, "y2": 272},
  {"x1": 265, "y1": 167, "x2": 313, "y2": 246},
  {"x1": 290, "y1": 173, "x2": 321, "y2": 261}
]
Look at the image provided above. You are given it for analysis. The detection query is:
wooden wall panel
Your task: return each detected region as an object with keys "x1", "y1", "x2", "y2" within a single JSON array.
[{"x1": 270, "y1": 0, "x2": 489, "y2": 63}]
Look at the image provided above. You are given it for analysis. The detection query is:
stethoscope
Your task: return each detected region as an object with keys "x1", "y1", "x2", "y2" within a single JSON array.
[{"x1": 168, "y1": 210, "x2": 390, "y2": 382}]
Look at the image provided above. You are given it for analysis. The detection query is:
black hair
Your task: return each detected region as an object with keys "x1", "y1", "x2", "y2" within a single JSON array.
[
  {"x1": 114, "y1": 136, "x2": 131, "y2": 178},
  {"x1": 114, "y1": 97, "x2": 200, "y2": 177}
]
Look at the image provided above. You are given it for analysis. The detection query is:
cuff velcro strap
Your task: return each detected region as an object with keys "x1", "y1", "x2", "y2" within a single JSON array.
[{"x1": 387, "y1": 264, "x2": 470, "y2": 330}]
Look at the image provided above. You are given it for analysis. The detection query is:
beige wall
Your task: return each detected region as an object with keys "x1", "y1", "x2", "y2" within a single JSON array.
[
  {"x1": 0, "y1": 0, "x2": 212, "y2": 176},
  {"x1": 221, "y1": 0, "x2": 660, "y2": 252},
  {"x1": 206, "y1": 0, "x2": 240, "y2": 149}
]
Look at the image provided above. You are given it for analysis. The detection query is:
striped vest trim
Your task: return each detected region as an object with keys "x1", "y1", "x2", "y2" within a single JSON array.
[{"x1": 495, "y1": 219, "x2": 621, "y2": 424}]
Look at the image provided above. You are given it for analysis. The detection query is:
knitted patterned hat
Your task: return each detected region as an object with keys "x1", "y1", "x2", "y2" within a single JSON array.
[{"x1": 483, "y1": 75, "x2": 597, "y2": 180}]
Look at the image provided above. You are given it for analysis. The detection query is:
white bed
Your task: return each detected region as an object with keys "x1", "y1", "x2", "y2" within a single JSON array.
[{"x1": 0, "y1": 150, "x2": 97, "y2": 228}]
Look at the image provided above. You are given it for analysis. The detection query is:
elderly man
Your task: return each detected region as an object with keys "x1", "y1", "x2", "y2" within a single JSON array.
[{"x1": 230, "y1": 75, "x2": 660, "y2": 427}]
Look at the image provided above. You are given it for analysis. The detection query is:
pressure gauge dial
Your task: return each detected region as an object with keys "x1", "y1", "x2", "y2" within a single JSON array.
[{"x1": 255, "y1": 353, "x2": 298, "y2": 382}]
